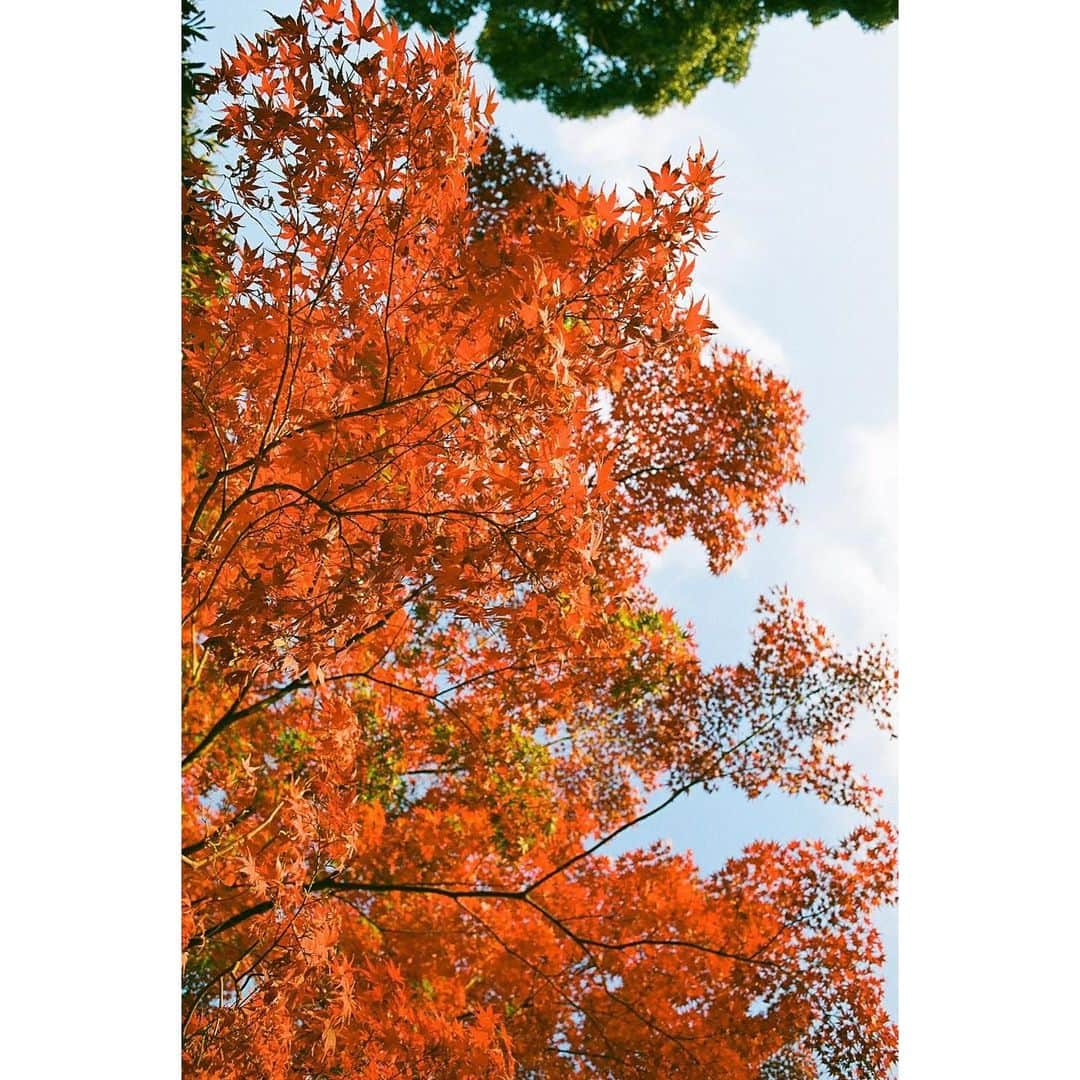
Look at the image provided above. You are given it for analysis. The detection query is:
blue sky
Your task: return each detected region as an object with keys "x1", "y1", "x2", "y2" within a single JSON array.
[{"x1": 194, "y1": 0, "x2": 898, "y2": 1016}]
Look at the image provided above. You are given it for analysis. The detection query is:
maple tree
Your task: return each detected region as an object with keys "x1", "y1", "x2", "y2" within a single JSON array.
[
  {"x1": 386, "y1": 0, "x2": 898, "y2": 117},
  {"x1": 182, "y1": 4, "x2": 897, "y2": 1076}
]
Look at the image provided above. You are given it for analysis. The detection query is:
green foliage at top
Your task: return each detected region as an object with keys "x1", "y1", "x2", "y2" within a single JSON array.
[{"x1": 386, "y1": 0, "x2": 897, "y2": 118}]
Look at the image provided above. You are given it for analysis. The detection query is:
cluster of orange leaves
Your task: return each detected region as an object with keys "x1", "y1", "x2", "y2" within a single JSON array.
[{"x1": 182, "y1": 4, "x2": 897, "y2": 1076}]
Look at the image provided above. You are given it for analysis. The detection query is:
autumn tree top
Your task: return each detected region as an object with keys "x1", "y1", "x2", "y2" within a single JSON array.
[{"x1": 182, "y1": 4, "x2": 897, "y2": 1076}]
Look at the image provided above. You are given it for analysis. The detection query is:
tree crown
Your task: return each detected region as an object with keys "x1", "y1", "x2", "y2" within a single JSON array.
[
  {"x1": 386, "y1": 0, "x2": 898, "y2": 117},
  {"x1": 182, "y1": 4, "x2": 897, "y2": 1076}
]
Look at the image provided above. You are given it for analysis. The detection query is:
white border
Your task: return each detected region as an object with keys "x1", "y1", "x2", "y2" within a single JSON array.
[{"x1": 3, "y1": 0, "x2": 1078, "y2": 1073}]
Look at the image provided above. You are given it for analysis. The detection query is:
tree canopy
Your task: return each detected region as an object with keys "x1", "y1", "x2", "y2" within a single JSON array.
[
  {"x1": 385, "y1": 0, "x2": 898, "y2": 117},
  {"x1": 182, "y1": 3, "x2": 897, "y2": 1076}
]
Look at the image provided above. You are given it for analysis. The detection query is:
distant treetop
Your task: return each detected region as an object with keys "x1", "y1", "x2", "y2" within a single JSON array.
[{"x1": 386, "y1": 0, "x2": 898, "y2": 118}]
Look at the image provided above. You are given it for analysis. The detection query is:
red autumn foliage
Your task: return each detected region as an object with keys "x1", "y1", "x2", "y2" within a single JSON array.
[{"x1": 182, "y1": 4, "x2": 897, "y2": 1076}]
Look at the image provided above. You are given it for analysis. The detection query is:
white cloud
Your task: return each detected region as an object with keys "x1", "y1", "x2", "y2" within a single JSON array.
[
  {"x1": 549, "y1": 105, "x2": 739, "y2": 196},
  {"x1": 848, "y1": 421, "x2": 898, "y2": 544},
  {"x1": 798, "y1": 419, "x2": 898, "y2": 644},
  {"x1": 552, "y1": 110, "x2": 648, "y2": 190},
  {"x1": 799, "y1": 539, "x2": 894, "y2": 641},
  {"x1": 643, "y1": 534, "x2": 709, "y2": 581},
  {"x1": 702, "y1": 296, "x2": 790, "y2": 374}
]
